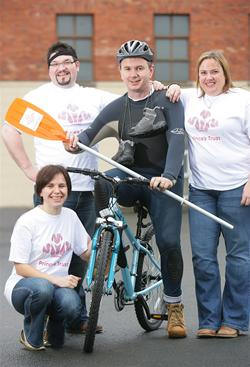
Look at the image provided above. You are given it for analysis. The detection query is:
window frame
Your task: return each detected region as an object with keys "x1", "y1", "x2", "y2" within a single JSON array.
[
  {"x1": 56, "y1": 14, "x2": 94, "y2": 82},
  {"x1": 154, "y1": 14, "x2": 190, "y2": 82}
]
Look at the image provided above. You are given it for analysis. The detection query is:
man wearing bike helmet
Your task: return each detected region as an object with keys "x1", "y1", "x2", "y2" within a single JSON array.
[{"x1": 66, "y1": 40, "x2": 186, "y2": 338}]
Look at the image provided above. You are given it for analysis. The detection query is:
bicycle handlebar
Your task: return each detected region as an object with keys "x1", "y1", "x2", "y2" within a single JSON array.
[{"x1": 67, "y1": 167, "x2": 150, "y2": 187}]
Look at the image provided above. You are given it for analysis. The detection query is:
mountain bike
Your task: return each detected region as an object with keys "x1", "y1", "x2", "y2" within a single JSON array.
[{"x1": 67, "y1": 167, "x2": 167, "y2": 353}]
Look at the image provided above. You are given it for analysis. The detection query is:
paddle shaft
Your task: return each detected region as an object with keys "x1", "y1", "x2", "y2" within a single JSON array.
[{"x1": 77, "y1": 142, "x2": 234, "y2": 230}]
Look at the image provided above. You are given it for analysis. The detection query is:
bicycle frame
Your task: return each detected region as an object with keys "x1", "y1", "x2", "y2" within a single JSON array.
[
  {"x1": 66, "y1": 167, "x2": 166, "y2": 352},
  {"x1": 85, "y1": 197, "x2": 162, "y2": 302}
]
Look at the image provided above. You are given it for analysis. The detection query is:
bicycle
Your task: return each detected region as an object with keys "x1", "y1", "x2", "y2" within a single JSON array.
[{"x1": 67, "y1": 167, "x2": 167, "y2": 353}]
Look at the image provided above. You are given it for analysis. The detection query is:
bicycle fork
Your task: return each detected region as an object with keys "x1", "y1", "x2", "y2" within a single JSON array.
[{"x1": 86, "y1": 218, "x2": 124, "y2": 290}]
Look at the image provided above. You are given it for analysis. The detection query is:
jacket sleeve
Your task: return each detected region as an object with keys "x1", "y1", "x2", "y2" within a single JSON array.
[
  {"x1": 78, "y1": 97, "x2": 123, "y2": 146},
  {"x1": 162, "y1": 98, "x2": 185, "y2": 180}
]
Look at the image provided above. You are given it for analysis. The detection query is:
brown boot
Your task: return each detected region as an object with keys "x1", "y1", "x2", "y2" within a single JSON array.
[{"x1": 167, "y1": 303, "x2": 187, "y2": 338}]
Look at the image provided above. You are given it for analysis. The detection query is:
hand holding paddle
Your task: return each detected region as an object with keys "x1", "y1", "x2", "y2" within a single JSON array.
[{"x1": 64, "y1": 132, "x2": 81, "y2": 153}]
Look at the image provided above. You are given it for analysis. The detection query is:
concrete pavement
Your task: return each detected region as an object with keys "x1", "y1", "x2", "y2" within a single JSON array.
[{"x1": 0, "y1": 207, "x2": 249, "y2": 367}]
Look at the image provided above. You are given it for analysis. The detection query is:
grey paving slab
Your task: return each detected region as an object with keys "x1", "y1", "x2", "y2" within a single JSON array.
[{"x1": 0, "y1": 208, "x2": 249, "y2": 367}]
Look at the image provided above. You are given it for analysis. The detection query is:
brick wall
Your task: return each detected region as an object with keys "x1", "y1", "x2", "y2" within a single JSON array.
[
  {"x1": 1, "y1": 0, "x2": 250, "y2": 82},
  {"x1": 1, "y1": 0, "x2": 250, "y2": 207}
]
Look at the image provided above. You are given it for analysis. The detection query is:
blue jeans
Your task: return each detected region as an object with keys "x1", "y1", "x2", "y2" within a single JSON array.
[
  {"x1": 12, "y1": 278, "x2": 81, "y2": 348},
  {"x1": 189, "y1": 185, "x2": 250, "y2": 331},
  {"x1": 104, "y1": 168, "x2": 184, "y2": 301},
  {"x1": 34, "y1": 190, "x2": 96, "y2": 323}
]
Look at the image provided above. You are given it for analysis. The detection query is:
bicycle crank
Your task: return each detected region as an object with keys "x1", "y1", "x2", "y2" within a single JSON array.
[{"x1": 114, "y1": 280, "x2": 126, "y2": 311}]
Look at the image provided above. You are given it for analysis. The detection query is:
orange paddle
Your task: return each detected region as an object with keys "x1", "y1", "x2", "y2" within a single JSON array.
[
  {"x1": 5, "y1": 98, "x2": 67, "y2": 141},
  {"x1": 4, "y1": 97, "x2": 234, "y2": 229}
]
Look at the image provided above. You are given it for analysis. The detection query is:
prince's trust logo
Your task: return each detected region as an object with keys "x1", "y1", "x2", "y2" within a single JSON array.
[
  {"x1": 43, "y1": 233, "x2": 72, "y2": 257},
  {"x1": 187, "y1": 110, "x2": 218, "y2": 132},
  {"x1": 58, "y1": 104, "x2": 91, "y2": 125}
]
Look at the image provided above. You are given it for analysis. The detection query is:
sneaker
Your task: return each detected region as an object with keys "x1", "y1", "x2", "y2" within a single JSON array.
[
  {"x1": 20, "y1": 330, "x2": 45, "y2": 351},
  {"x1": 112, "y1": 140, "x2": 135, "y2": 166},
  {"x1": 166, "y1": 303, "x2": 187, "y2": 338},
  {"x1": 129, "y1": 107, "x2": 167, "y2": 138},
  {"x1": 66, "y1": 321, "x2": 103, "y2": 334}
]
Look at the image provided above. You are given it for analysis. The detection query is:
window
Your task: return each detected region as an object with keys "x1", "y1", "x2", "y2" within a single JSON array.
[
  {"x1": 57, "y1": 15, "x2": 93, "y2": 81},
  {"x1": 154, "y1": 15, "x2": 189, "y2": 82}
]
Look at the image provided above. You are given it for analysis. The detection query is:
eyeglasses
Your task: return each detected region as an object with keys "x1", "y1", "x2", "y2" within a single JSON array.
[{"x1": 49, "y1": 60, "x2": 76, "y2": 68}]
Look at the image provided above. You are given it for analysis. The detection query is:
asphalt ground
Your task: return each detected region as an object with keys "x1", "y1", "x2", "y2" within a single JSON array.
[{"x1": 0, "y1": 207, "x2": 249, "y2": 367}]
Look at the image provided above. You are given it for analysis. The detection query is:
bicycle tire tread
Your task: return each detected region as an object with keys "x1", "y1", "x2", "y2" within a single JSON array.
[
  {"x1": 134, "y1": 225, "x2": 164, "y2": 331},
  {"x1": 84, "y1": 231, "x2": 113, "y2": 353}
]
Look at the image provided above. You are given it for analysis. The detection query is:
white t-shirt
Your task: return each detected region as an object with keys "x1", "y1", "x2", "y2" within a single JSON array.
[
  {"x1": 4, "y1": 206, "x2": 89, "y2": 307},
  {"x1": 23, "y1": 82, "x2": 118, "y2": 191},
  {"x1": 182, "y1": 88, "x2": 250, "y2": 190}
]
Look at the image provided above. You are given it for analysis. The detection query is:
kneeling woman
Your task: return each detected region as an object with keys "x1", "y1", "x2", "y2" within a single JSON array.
[{"x1": 4, "y1": 165, "x2": 91, "y2": 350}]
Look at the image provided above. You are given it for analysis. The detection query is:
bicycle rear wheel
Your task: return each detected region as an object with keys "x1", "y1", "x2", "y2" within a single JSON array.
[
  {"x1": 84, "y1": 230, "x2": 113, "y2": 353},
  {"x1": 134, "y1": 225, "x2": 165, "y2": 331}
]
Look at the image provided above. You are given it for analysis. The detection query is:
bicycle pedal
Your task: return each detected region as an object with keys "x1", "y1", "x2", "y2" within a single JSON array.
[
  {"x1": 105, "y1": 289, "x2": 112, "y2": 295},
  {"x1": 150, "y1": 313, "x2": 168, "y2": 321}
]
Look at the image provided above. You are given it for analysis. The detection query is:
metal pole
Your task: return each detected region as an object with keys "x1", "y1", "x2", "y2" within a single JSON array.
[{"x1": 77, "y1": 142, "x2": 234, "y2": 230}]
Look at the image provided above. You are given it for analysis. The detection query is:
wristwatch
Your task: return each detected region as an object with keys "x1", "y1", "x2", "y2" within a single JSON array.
[{"x1": 171, "y1": 179, "x2": 177, "y2": 186}]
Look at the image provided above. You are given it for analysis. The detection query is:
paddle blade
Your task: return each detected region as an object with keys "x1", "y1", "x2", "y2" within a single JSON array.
[{"x1": 5, "y1": 98, "x2": 67, "y2": 141}]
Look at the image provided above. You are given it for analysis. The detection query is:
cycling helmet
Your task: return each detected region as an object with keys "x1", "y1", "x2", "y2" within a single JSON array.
[{"x1": 117, "y1": 40, "x2": 154, "y2": 63}]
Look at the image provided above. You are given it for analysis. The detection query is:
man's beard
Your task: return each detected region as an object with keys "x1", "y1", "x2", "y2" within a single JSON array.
[{"x1": 56, "y1": 74, "x2": 71, "y2": 86}]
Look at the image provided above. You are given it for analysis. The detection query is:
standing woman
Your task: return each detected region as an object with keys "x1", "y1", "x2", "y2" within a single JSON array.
[
  {"x1": 4, "y1": 165, "x2": 91, "y2": 350},
  {"x1": 169, "y1": 50, "x2": 250, "y2": 337}
]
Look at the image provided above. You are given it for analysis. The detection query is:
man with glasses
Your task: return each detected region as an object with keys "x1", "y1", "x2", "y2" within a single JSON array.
[{"x1": 2, "y1": 42, "x2": 120, "y2": 335}]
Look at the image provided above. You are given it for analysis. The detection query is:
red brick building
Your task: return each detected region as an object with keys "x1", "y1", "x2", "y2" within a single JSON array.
[
  {"x1": 1, "y1": 0, "x2": 250, "y2": 83},
  {"x1": 1, "y1": 0, "x2": 250, "y2": 207}
]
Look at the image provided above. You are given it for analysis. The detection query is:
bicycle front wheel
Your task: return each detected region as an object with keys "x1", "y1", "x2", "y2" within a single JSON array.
[
  {"x1": 84, "y1": 230, "x2": 113, "y2": 353},
  {"x1": 134, "y1": 225, "x2": 165, "y2": 331}
]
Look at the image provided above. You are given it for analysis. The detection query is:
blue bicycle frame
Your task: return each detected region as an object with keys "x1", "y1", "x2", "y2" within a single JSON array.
[{"x1": 85, "y1": 197, "x2": 163, "y2": 302}]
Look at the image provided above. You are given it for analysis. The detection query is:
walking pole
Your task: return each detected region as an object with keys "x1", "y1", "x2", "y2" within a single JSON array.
[{"x1": 77, "y1": 142, "x2": 234, "y2": 230}]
